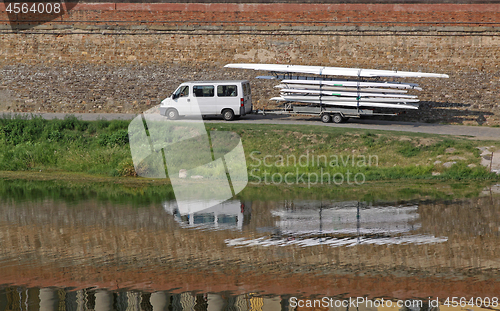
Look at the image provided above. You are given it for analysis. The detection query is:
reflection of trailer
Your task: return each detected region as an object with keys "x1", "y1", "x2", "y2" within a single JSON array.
[
  {"x1": 272, "y1": 201, "x2": 420, "y2": 236},
  {"x1": 225, "y1": 200, "x2": 448, "y2": 248},
  {"x1": 257, "y1": 103, "x2": 399, "y2": 124}
]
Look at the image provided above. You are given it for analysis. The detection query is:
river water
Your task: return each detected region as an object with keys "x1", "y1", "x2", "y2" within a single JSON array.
[{"x1": 1, "y1": 181, "x2": 500, "y2": 311}]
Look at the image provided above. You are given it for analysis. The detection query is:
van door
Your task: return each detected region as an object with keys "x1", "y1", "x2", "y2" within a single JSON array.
[
  {"x1": 171, "y1": 85, "x2": 192, "y2": 116},
  {"x1": 242, "y1": 82, "x2": 252, "y2": 114},
  {"x1": 216, "y1": 84, "x2": 239, "y2": 115},
  {"x1": 193, "y1": 85, "x2": 217, "y2": 115}
]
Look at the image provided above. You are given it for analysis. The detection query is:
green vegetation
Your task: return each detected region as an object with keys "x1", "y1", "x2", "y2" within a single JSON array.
[
  {"x1": 210, "y1": 123, "x2": 500, "y2": 183},
  {"x1": 238, "y1": 180, "x2": 493, "y2": 203},
  {"x1": 0, "y1": 115, "x2": 133, "y2": 176},
  {"x1": 0, "y1": 173, "x2": 174, "y2": 205},
  {"x1": 0, "y1": 115, "x2": 499, "y2": 183},
  {"x1": 0, "y1": 172, "x2": 493, "y2": 205}
]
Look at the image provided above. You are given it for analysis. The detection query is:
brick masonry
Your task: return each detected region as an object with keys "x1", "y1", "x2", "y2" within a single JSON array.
[
  {"x1": 2, "y1": 3, "x2": 500, "y2": 26},
  {"x1": 0, "y1": 3, "x2": 499, "y2": 124}
]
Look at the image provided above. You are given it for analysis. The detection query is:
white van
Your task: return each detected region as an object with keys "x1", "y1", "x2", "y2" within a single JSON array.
[{"x1": 159, "y1": 80, "x2": 252, "y2": 121}]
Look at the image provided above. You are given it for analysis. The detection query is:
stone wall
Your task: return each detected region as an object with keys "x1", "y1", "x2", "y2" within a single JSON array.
[{"x1": 0, "y1": 3, "x2": 499, "y2": 124}]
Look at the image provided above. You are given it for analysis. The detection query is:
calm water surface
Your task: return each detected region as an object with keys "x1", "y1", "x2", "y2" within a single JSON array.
[{"x1": 1, "y1": 181, "x2": 500, "y2": 310}]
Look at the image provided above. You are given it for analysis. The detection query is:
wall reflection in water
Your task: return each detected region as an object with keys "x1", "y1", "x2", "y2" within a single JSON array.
[
  {"x1": 1, "y1": 193, "x2": 500, "y2": 299},
  {"x1": 0, "y1": 287, "x2": 284, "y2": 311}
]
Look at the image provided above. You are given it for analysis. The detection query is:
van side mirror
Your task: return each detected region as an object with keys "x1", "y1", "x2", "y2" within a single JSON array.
[{"x1": 172, "y1": 93, "x2": 179, "y2": 99}]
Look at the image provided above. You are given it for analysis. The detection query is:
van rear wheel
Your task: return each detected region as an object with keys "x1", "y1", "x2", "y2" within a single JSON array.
[
  {"x1": 222, "y1": 109, "x2": 235, "y2": 121},
  {"x1": 167, "y1": 109, "x2": 179, "y2": 120}
]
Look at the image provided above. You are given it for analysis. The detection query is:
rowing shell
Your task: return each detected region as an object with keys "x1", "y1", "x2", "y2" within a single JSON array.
[
  {"x1": 280, "y1": 79, "x2": 422, "y2": 91},
  {"x1": 275, "y1": 84, "x2": 409, "y2": 94},
  {"x1": 279, "y1": 88, "x2": 418, "y2": 99},
  {"x1": 225, "y1": 63, "x2": 449, "y2": 79},
  {"x1": 270, "y1": 97, "x2": 419, "y2": 110},
  {"x1": 278, "y1": 95, "x2": 420, "y2": 103}
]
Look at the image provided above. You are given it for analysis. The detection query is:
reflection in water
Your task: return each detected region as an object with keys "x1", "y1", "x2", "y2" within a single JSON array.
[
  {"x1": 275, "y1": 201, "x2": 421, "y2": 235},
  {"x1": 1, "y1": 189, "x2": 500, "y2": 300},
  {"x1": 0, "y1": 287, "x2": 285, "y2": 311},
  {"x1": 163, "y1": 200, "x2": 252, "y2": 230},
  {"x1": 226, "y1": 200, "x2": 448, "y2": 247},
  {"x1": 3, "y1": 286, "x2": 499, "y2": 311}
]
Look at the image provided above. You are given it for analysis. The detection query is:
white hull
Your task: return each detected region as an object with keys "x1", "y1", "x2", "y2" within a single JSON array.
[
  {"x1": 275, "y1": 83, "x2": 409, "y2": 94},
  {"x1": 280, "y1": 79, "x2": 422, "y2": 90},
  {"x1": 279, "y1": 88, "x2": 418, "y2": 99},
  {"x1": 225, "y1": 63, "x2": 449, "y2": 79},
  {"x1": 270, "y1": 97, "x2": 418, "y2": 109},
  {"x1": 278, "y1": 95, "x2": 419, "y2": 104}
]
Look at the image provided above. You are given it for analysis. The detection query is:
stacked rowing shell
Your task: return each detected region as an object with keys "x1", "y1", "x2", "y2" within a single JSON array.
[
  {"x1": 271, "y1": 79, "x2": 422, "y2": 110},
  {"x1": 223, "y1": 63, "x2": 449, "y2": 110}
]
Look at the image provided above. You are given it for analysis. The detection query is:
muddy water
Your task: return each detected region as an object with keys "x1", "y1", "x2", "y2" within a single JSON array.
[{"x1": 1, "y1": 183, "x2": 500, "y2": 311}]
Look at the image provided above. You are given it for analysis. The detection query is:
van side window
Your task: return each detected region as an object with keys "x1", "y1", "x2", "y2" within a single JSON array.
[
  {"x1": 173, "y1": 85, "x2": 189, "y2": 98},
  {"x1": 217, "y1": 85, "x2": 237, "y2": 97},
  {"x1": 193, "y1": 85, "x2": 214, "y2": 97}
]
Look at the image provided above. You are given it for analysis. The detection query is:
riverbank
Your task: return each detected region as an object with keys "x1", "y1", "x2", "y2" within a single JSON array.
[
  {"x1": 0, "y1": 116, "x2": 499, "y2": 182},
  {"x1": 0, "y1": 171, "x2": 498, "y2": 205}
]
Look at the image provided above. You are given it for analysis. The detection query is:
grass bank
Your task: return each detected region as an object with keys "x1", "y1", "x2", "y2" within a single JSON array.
[
  {"x1": 0, "y1": 171, "x2": 495, "y2": 205},
  {"x1": 0, "y1": 116, "x2": 499, "y2": 183}
]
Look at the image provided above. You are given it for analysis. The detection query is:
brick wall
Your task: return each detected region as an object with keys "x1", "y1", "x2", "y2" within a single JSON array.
[
  {"x1": 0, "y1": 3, "x2": 499, "y2": 124},
  {"x1": 2, "y1": 3, "x2": 500, "y2": 26}
]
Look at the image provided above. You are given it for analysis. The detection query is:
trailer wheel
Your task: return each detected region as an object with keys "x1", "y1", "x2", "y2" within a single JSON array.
[
  {"x1": 332, "y1": 113, "x2": 344, "y2": 124},
  {"x1": 321, "y1": 114, "x2": 332, "y2": 123},
  {"x1": 166, "y1": 109, "x2": 179, "y2": 120},
  {"x1": 222, "y1": 109, "x2": 235, "y2": 121}
]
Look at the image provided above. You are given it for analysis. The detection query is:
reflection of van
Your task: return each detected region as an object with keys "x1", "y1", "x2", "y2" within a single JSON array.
[
  {"x1": 163, "y1": 200, "x2": 252, "y2": 230},
  {"x1": 159, "y1": 80, "x2": 252, "y2": 121}
]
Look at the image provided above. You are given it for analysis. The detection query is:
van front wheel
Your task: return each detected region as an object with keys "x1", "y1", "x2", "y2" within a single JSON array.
[
  {"x1": 166, "y1": 109, "x2": 179, "y2": 120},
  {"x1": 222, "y1": 109, "x2": 235, "y2": 121}
]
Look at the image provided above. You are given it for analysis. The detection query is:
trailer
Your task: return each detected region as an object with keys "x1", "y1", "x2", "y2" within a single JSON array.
[{"x1": 257, "y1": 103, "x2": 399, "y2": 123}]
